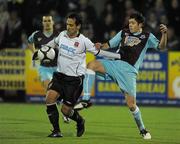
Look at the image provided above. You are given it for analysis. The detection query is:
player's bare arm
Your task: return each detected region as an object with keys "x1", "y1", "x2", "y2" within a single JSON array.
[
  {"x1": 27, "y1": 43, "x2": 36, "y2": 53},
  {"x1": 101, "y1": 43, "x2": 110, "y2": 50},
  {"x1": 159, "y1": 24, "x2": 168, "y2": 50}
]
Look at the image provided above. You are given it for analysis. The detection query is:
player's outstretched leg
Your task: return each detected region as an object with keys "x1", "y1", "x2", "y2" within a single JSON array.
[
  {"x1": 74, "y1": 100, "x2": 92, "y2": 111},
  {"x1": 74, "y1": 69, "x2": 95, "y2": 111}
]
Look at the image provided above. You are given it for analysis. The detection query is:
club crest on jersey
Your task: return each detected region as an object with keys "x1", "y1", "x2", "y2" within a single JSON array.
[
  {"x1": 125, "y1": 36, "x2": 141, "y2": 47},
  {"x1": 140, "y1": 34, "x2": 146, "y2": 39},
  {"x1": 38, "y1": 38, "x2": 42, "y2": 41},
  {"x1": 74, "y1": 42, "x2": 79, "y2": 47},
  {"x1": 125, "y1": 32, "x2": 129, "y2": 36}
]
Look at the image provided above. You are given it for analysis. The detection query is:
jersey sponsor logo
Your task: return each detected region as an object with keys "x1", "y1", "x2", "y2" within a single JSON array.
[
  {"x1": 60, "y1": 43, "x2": 76, "y2": 55},
  {"x1": 125, "y1": 32, "x2": 129, "y2": 36},
  {"x1": 140, "y1": 35, "x2": 146, "y2": 39},
  {"x1": 124, "y1": 36, "x2": 141, "y2": 47},
  {"x1": 38, "y1": 38, "x2": 42, "y2": 41}
]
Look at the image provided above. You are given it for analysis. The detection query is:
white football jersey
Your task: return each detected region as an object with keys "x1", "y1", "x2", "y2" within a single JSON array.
[{"x1": 54, "y1": 30, "x2": 99, "y2": 76}]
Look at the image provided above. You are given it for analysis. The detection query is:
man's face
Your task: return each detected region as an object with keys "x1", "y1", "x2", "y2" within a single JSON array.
[
  {"x1": 66, "y1": 18, "x2": 80, "y2": 36},
  {"x1": 42, "y1": 16, "x2": 54, "y2": 31},
  {"x1": 128, "y1": 18, "x2": 142, "y2": 33}
]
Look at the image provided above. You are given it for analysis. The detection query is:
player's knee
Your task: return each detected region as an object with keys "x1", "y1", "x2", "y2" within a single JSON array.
[
  {"x1": 126, "y1": 101, "x2": 136, "y2": 111},
  {"x1": 87, "y1": 61, "x2": 96, "y2": 70},
  {"x1": 87, "y1": 60, "x2": 104, "y2": 73},
  {"x1": 127, "y1": 102, "x2": 136, "y2": 110},
  {"x1": 125, "y1": 95, "x2": 136, "y2": 110},
  {"x1": 45, "y1": 90, "x2": 58, "y2": 104},
  {"x1": 61, "y1": 104, "x2": 72, "y2": 117},
  {"x1": 129, "y1": 106, "x2": 137, "y2": 111}
]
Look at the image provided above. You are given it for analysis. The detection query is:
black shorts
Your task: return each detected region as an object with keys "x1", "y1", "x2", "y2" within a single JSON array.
[{"x1": 48, "y1": 72, "x2": 84, "y2": 106}]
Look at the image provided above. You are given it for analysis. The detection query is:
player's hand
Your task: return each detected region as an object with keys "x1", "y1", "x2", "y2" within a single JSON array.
[
  {"x1": 160, "y1": 24, "x2": 167, "y2": 34},
  {"x1": 94, "y1": 42, "x2": 102, "y2": 49}
]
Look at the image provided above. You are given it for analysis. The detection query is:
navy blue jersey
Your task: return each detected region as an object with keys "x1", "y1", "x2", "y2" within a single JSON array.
[
  {"x1": 118, "y1": 29, "x2": 150, "y2": 66},
  {"x1": 109, "y1": 29, "x2": 159, "y2": 71},
  {"x1": 28, "y1": 30, "x2": 59, "y2": 67}
]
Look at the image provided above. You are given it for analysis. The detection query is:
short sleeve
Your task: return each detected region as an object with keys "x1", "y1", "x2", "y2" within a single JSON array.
[
  {"x1": 147, "y1": 33, "x2": 159, "y2": 50},
  {"x1": 84, "y1": 37, "x2": 98, "y2": 55},
  {"x1": 28, "y1": 31, "x2": 38, "y2": 44},
  {"x1": 109, "y1": 31, "x2": 122, "y2": 48}
]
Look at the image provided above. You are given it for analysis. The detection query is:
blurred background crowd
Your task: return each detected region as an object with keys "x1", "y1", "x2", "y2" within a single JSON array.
[{"x1": 0, "y1": 0, "x2": 180, "y2": 51}]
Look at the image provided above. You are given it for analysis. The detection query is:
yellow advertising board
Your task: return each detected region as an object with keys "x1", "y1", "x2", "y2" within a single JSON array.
[
  {"x1": 85, "y1": 52, "x2": 95, "y2": 96},
  {"x1": 0, "y1": 49, "x2": 95, "y2": 98},
  {"x1": 0, "y1": 49, "x2": 25, "y2": 90},
  {"x1": 25, "y1": 50, "x2": 45, "y2": 96},
  {"x1": 168, "y1": 52, "x2": 180, "y2": 99},
  {"x1": 25, "y1": 50, "x2": 95, "y2": 97}
]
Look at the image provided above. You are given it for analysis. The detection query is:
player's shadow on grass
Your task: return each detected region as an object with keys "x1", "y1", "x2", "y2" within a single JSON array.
[
  {"x1": 86, "y1": 131, "x2": 139, "y2": 141},
  {"x1": 23, "y1": 130, "x2": 75, "y2": 138},
  {"x1": 89, "y1": 121, "x2": 131, "y2": 128},
  {"x1": 1, "y1": 117, "x2": 47, "y2": 124}
]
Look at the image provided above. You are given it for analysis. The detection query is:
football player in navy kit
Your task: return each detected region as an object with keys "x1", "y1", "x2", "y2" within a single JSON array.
[
  {"x1": 28, "y1": 15, "x2": 58, "y2": 89},
  {"x1": 77, "y1": 12, "x2": 168, "y2": 140}
]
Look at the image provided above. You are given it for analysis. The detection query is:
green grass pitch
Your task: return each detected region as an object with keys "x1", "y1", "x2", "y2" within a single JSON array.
[{"x1": 0, "y1": 103, "x2": 180, "y2": 144}]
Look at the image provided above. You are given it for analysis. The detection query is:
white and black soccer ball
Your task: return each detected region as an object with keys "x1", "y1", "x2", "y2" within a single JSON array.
[{"x1": 38, "y1": 46, "x2": 56, "y2": 63}]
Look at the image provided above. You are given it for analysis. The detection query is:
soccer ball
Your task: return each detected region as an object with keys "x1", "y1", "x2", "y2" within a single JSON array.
[{"x1": 37, "y1": 46, "x2": 56, "y2": 63}]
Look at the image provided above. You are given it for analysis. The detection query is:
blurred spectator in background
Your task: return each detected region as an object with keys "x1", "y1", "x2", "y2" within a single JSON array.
[
  {"x1": 101, "y1": 1, "x2": 114, "y2": 16},
  {"x1": 0, "y1": 1, "x2": 9, "y2": 49},
  {"x1": 1, "y1": 10, "x2": 22, "y2": 48},
  {"x1": 78, "y1": 0, "x2": 97, "y2": 24},
  {"x1": 167, "y1": 26, "x2": 180, "y2": 51},
  {"x1": 0, "y1": 0, "x2": 180, "y2": 51},
  {"x1": 153, "y1": 0, "x2": 166, "y2": 20},
  {"x1": 80, "y1": 10, "x2": 95, "y2": 41},
  {"x1": 66, "y1": 0, "x2": 78, "y2": 12},
  {"x1": 159, "y1": 14, "x2": 169, "y2": 25},
  {"x1": 49, "y1": 9, "x2": 65, "y2": 32},
  {"x1": 145, "y1": 11, "x2": 159, "y2": 35},
  {"x1": 122, "y1": 0, "x2": 136, "y2": 27},
  {"x1": 166, "y1": 0, "x2": 180, "y2": 36},
  {"x1": 99, "y1": 13, "x2": 117, "y2": 42},
  {"x1": 20, "y1": 30, "x2": 28, "y2": 49}
]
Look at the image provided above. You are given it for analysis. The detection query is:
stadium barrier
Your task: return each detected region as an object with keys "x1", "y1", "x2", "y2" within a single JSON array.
[{"x1": 0, "y1": 49, "x2": 180, "y2": 105}]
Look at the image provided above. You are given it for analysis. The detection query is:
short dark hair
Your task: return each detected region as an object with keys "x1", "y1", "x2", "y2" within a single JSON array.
[
  {"x1": 67, "y1": 13, "x2": 82, "y2": 26},
  {"x1": 129, "y1": 12, "x2": 145, "y2": 24}
]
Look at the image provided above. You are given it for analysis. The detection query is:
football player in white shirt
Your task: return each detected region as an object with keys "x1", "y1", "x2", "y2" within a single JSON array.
[{"x1": 43, "y1": 13, "x2": 120, "y2": 138}]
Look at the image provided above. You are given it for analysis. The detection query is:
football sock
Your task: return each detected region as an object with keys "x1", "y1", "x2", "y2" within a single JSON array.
[
  {"x1": 82, "y1": 69, "x2": 95, "y2": 101},
  {"x1": 131, "y1": 106, "x2": 145, "y2": 131},
  {"x1": 46, "y1": 104, "x2": 60, "y2": 131},
  {"x1": 69, "y1": 110, "x2": 82, "y2": 123}
]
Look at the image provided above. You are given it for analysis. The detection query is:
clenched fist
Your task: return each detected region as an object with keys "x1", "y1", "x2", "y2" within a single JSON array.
[
  {"x1": 160, "y1": 24, "x2": 168, "y2": 34},
  {"x1": 94, "y1": 42, "x2": 102, "y2": 49}
]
